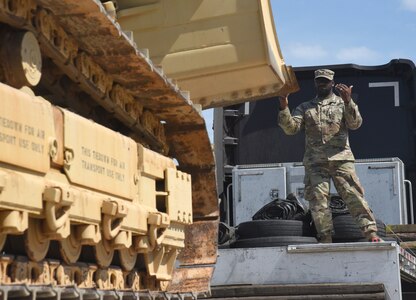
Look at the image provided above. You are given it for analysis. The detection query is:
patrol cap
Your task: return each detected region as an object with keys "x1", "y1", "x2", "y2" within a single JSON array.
[{"x1": 314, "y1": 69, "x2": 334, "y2": 81}]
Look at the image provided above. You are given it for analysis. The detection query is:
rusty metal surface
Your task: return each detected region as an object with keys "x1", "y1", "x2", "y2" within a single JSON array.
[
  {"x1": 166, "y1": 126, "x2": 218, "y2": 218},
  {"x1": 166, "y1": 128, "x2": 214, "y2": 167},
  {"x1": 178, "y1": 220, "x2": 218, "y2": 266},
  {"x1": 168, "y1": 266, "x2": 214, "y2": 295},
  {"x1": 187, "y1": 170, "x2": 218, "y2": 218}
]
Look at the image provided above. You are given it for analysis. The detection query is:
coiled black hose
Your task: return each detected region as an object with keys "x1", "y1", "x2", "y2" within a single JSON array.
[
  {"x1": 329, "y1": 194, "x2": 349, "y2": 215},
  {"x1": 252, "y1": 194, "x2": 306, "y2": 220}
]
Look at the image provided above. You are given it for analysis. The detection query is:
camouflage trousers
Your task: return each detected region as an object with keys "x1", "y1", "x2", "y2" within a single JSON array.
[{"x1": 304, "y1": 161, "x2": 377, "y2": 239}]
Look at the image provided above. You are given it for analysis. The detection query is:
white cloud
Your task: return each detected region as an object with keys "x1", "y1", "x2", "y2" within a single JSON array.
[
  {"x1": 336, "y1": 46, "x2": 381, "y2": 63},
  {"x1": 401, "y1": 0, "x2": 416, "y2": 11},
  {"x1": 288, "y1": 43, "x2": 328, "y2": 60}
]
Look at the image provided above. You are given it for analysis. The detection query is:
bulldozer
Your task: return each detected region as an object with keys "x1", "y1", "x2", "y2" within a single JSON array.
[{"x1": 0, "y1": 0, "x2": 297, "y2": 298}]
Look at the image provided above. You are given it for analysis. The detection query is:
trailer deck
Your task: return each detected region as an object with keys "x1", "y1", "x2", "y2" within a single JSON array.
[{"x1": 208, "y1": 242, "x2": 416, "y2": 300}]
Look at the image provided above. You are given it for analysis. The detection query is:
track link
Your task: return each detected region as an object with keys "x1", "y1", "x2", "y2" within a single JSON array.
[{"x1": 0, "y1": 255, "x2": 198, "y2": 299}]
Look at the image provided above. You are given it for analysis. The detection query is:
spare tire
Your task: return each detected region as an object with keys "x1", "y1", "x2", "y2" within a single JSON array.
[
  {"x1": 237, "y1": 220, "x2": 311, "y2": 238},
  {"x1": 333, "y1": 214, "x2": 386, "y2": 241},
  {"x1": 231, "y1": 236, "x2": 318, "y2": 248}
]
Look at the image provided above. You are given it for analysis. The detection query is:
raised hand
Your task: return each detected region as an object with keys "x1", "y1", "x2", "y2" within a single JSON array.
[
  {"x1": 278, "y1": 94, "x2": 289, "y2": 110},
  {"x1": 335, "y1": 84, "x2": 353, "y2": 103}
]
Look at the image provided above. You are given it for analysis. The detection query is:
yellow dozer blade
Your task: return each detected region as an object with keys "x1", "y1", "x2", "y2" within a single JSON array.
[{"x1": 117, "y1": 0, "x2": 299, "y2": 109}]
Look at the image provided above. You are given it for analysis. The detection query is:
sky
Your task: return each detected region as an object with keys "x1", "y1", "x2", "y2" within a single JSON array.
[
  {"x1": 202, "y1": 0, "x2": 416, "y2": 142},
  {"x1": 271, "y1": 0, "x2": 416, "y2": 67}
]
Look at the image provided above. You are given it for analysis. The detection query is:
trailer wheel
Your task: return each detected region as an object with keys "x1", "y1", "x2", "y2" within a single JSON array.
[
  {"x1": 236, "y1": 220, "x2": 312, "y2": 238},
  {"x1": 230, "y1": 236, "x2": 317, "y2": 248}
]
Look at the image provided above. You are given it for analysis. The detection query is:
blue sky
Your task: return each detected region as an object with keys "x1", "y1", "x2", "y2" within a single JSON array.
[
  {"x1": 271, "y1": 0, "x2": 416, "y2": 67},
  {"x1": 203, "y1": 0, "x2": 416, "y2": 142}
]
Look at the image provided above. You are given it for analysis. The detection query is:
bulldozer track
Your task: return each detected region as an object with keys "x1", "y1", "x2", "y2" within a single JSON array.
[
  {"x1": 0, "y1": 0, "x2": 218, "y2": 297},
  {"x1": 0, "y1": 254, "x2": 197, "y2": 299}
]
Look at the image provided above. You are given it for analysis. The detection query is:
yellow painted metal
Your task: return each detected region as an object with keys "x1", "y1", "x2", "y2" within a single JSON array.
[
  {"x1": 0, "y1": 210, "x2": 28, "y2": 234},
  {"x1": 117, "y1": 0, "x2": 298, "y2": 109},
  {"x1": 137, "y1": 143, "x2": 175, "y2": 208},
  {"x1": 145, "y1": 244, "x2": 179, "y2": 281},
  {"x1": 44, "y1": 165, "x2": 148, "y2": 237},
  {"x1": 25, "y1": 218, "x2": 50, "y2": 262},
  {"x1": 0, "y1": 61, "x2": 194, "y2": 287},
  {"x1": 59, "y1": 232, "x2": 82, "y2": 264},
  {"x1": 166, "y1": 169, "x2": 192, "y2": 225},
  {"x1": 0, "y1": 234, "x2": 5, "y2": 251},
  {"x1": 62, "y1": 109, "x2": 138, "y2": 200},
  {"x1": 135, "y1": 144, "x2": 191, "y2": 280},
  {"x1": 138, "y1": 144, "x2": 176, "y2": 179},
  {"x1": 56, "y1": 184, "x2": 103, "y2": 225},
  {"x1": 0, "y1": 83, "x2": 54, "y2": 173},
  {"x1": 94, "y1": 238, "x2": 114, "y2": 268},
  {"x1": 162, "y1": 222, "x2": 186, "y2": 249},
  {"x1": 0, "y1": 169, "x2": 44, "y2": 212},
  {"x1": 120, "y1": 202, "x2": 149, "y2": 234},
  {"x1": 0, "y1": 30, "x2": 42, "y2": 88},
  {"x1": 119, "y1": 246, "x2": 138, "y2": 271}
]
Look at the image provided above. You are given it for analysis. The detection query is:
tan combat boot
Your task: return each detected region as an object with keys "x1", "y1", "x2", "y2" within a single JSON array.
[
  {"x1": 368, "y1": 232, "x2": 384, "y2": 242},
  {"x1": 319, "y1": 235, "x2": 332, "y2": 243}
]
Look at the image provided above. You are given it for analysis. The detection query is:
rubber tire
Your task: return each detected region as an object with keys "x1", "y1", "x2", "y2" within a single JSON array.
[
  {"x1": 236, "y1": 220, "x2": 309, "y2": 238},
  {"x1": 231, "y1": 236, "x2": 318, "y2": 248},
  {"x1": 332, "y1": 214, "x2": 386, "y2": 241}
]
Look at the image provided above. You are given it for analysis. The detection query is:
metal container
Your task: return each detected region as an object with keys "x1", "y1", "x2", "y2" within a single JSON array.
[
  {"x1": 284, "y1": 158, "x2": 410, "y2": 225},
  {"x1": 232, "y1": 164, "x2": 286, "y2": 225}
]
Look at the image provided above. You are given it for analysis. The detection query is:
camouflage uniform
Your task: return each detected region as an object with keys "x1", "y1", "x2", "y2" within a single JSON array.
[{"x1": 278, "y1": 92, "x2": 377, "y2": 239}]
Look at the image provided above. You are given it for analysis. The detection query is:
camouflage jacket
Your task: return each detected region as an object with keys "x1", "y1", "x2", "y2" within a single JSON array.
[{"x1": 278, "y1": 93, "x2": 362, "y2": 165}]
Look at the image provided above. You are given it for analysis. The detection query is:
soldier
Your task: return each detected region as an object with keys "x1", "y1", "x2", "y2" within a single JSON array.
[{"x1": 278, "y1": 69, "x2": 381, "y2": 243}]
